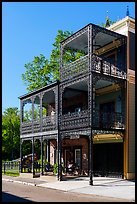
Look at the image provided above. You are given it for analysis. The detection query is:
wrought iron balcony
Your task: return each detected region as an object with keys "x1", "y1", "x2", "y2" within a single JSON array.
[
  {"x1": 93, "y1": 110, "x2": 125, "y2": 130},
  {"x1": 61, "y1": 55, "x2": 89, "y2": 81},
  {"x1": 60, "y1": 109, "x2": 89, "y2": 131},
  {"x1": 61, "y1": 54, "x2": 126, "y2": 81},
  {"x1": 42, "y1": 115, "x2": 56, "y2": 131},
  {"x1": 59, "y1": 109, "x2": 125, "y2": 131},
  {"x1": 91, "y1": 54, "x2": 126, "y2": 79},
  {"x1": 21, "y1": 109, "x2": 125, "y2": 135}
]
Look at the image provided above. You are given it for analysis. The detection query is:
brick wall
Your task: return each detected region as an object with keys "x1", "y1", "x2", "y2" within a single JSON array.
[{"x1": 50, "y1": 137, "x2": 89, "y2": 175}]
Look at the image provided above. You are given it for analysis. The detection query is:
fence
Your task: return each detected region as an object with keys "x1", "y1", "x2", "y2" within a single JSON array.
[
  {"x1": 2, "y1": 161, "x2": 42, "y2": 175},
  {"x1": 2, "y1": 161, "x2": 20, "y2": 175}
]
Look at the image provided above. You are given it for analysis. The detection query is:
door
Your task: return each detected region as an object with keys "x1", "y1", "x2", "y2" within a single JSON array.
[
  {"x1": 100, "y1": 101, "x2": 115, "y2": 128},
  {"x1": 64, "y1": 148, "x2": 73, "y2": 168},
  {"x1": 93, "y1": 143, "x2": 123, "y2": 177}
]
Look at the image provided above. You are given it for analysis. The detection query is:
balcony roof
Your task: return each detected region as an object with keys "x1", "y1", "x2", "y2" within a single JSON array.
[
  {"x1": 60, "y1": 23, "x2": 127, "y2": 53},
  {"x1": 19, "y1": 80, "x2": 59, "y2": 100}
]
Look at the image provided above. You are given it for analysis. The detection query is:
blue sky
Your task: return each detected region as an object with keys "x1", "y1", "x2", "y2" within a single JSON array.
[{"x1": 2, "y1": 2, "x2": 135, "y2": 113}]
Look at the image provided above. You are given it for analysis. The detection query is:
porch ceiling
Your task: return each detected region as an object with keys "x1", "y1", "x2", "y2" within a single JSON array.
[
  {"x1": 64, "y1": 28, "x2": 119, "y2": 53},
  {"x1": 63, "y1": 80, "x2": 88, "y2": 99},
  {"x1": 63, "y1": 79, "x2": 113, "y2": 99},
  {"x1": 95, "y1": 80, "x2": 113, "y2": 90},
  {"x1": 42, "y1": 90, "x2": 55, "y2": 104}
]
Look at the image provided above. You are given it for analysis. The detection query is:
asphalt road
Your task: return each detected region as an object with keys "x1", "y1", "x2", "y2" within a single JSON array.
[{"x1": 2, "y1": 180, "x2": 133, "y2": 202}]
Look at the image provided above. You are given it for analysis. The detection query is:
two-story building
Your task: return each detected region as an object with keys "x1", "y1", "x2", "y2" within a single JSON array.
[{"x1": 19, "y1": 15, "x2": 135, "y2": 184}]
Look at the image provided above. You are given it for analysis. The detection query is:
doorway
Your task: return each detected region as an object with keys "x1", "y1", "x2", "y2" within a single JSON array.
[
  {"x1": 93, "y1": 142, "x2": 123, "y2": 177},
  {"x1": 100, "y1": 101, "x2": 115, "y2": 128}
]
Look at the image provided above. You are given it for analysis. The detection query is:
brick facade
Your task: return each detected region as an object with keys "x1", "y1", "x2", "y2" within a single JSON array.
[{"x1": 50, "y1": 137, "x2": 89, "y2": 175}]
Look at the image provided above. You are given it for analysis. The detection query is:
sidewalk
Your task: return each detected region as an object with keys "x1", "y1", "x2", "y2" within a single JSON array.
[{"x1": 2, "y1": 174, "x2": 135, "y2": 202}]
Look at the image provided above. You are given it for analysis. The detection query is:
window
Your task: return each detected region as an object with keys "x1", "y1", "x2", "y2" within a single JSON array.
[{"x1": 75, "y1": 149, "x2": 81, "y2": 168}]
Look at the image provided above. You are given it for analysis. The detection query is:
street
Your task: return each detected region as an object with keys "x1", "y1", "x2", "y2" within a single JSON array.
[{"x1": 2, "y1": 180, "x2": 133, "y2": 202}]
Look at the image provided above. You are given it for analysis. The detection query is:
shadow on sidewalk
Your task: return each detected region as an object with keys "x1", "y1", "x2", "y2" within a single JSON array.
[{"x1": 2, "y1": 192, "x2": 33, "y2": 202}]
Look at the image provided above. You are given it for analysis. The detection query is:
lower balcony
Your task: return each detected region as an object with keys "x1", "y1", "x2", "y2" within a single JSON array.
[
  {"x1": 60, "y1": 110, "x2": 89, "y2": 131},
  {"x1": 93, "y1": 110, "x2": 125, "y2": 130},
  {"x1": 21, "y1": 110, "x2": 125, "y2": 135},
  {"x1": 60, "y1": 109, "x2": 125, "y2": 131}
]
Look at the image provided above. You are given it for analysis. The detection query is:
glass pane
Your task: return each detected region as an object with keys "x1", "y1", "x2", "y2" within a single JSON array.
[{"x1": 75, "y1": 149, "x2": 81, "y2": 168}]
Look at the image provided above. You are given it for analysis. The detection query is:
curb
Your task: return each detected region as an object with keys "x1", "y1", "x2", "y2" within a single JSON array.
[{"x1": 2, "y1": 178, "x2": 36, "y2": 186}]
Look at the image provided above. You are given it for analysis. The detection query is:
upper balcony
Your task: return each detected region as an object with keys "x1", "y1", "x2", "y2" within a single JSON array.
[
  {"x1": 60, "y1": 23, "x2": 127, "y2": 82},
  {"x1": 61, "y1": 54, "x2": 127, "y2": 82}
]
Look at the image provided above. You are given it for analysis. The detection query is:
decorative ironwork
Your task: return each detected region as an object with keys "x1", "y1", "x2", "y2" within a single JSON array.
[
  {"x1": 53, "y1": 85, "x2": 59, "y2": 126},
  {"x1": 33, "y1": 119, "x2": 41, "y2": 133},
  {"x1": 42, "y1": 115, "x2": 56, "y2": 131},
  {"x1": 93, "y1": 23, "x2": 127, "y2": 42},
  {"x1": 61, "y1": 54, "x2": 89, "y2": 82},
  {"x1": 21, "y1": 122, "x2": 32, "y2": 135},
  {"x1": 93, "y1": 110, "x2": 125, "y2": 129},
  {"x1": 92, "y1": 129, "x2": 124, "y2": 137},
  {"x1": 61, "y1": 26, "x2": 88, "y2": 47},
  {"x1": 60, "y1": 54, "x2": 126, "y2": 84},
  {"x1": 91, "y1": 54, "x2": 127, "y2": 79},
  {"x1": 60, "y1": 110, "x2": 89, "y2": 131}
]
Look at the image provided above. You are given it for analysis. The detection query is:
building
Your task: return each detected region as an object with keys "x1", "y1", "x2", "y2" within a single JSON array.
[{"x1": 19, "y1": 15, "x2": 135, "y2": 184}]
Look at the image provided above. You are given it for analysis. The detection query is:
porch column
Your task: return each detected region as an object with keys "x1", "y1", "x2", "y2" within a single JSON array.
[
  {"x1": 46, "y1": 140, "x2": 50, "y2": 163},
  {"x1": 20, "y1": 100, "x2": 23, "y2": 173},
  {"x1": 41, "y1": 136, "x2": 43, "y2": 175},
  {"x1": 89, "y1": 133, "x2": 93, "y2": 185},
  {"x1": 57, "y1": 134, "x2": 62, "y2": 181},
  {"x1": 57, "y1": 81, "x2": 62, "y2": 181},
  {"x1": 88, "y1": 24, "x2": 93, "y2": 185},
  {"x1": 19, "y1": 139, "x2": 23, "y2": 173},
  {"x1": 31, "y1": 96, "x2": 34, "y2": 132},
  {"x1": 40, "y1": 93, "x2": 44, "y2": 175},
  {"x1": 32, "y1": 137, "x2": 35, "y2": 176}
]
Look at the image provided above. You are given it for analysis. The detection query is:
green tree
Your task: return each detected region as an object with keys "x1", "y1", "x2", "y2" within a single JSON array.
[
  {"x1": 22, "y1": 54, "x2": 51, "y2": 92},
  {"x1": 22, "y1": 30, "x2": 85, "y2": 92},
  {"x1": 2, "y1": 107, "x2": 20, "y2": 160}
]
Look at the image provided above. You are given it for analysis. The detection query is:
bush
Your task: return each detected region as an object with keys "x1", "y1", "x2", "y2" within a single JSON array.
[
  {"x1": 53, "y1": 163, "x2": 65, "y2": 175},
  {"x1": 53, "y1": 163, "x2": 58, "y2": 175}
]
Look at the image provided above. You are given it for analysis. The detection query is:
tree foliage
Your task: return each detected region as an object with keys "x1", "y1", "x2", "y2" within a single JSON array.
[
  {"x1": 22, "y1": 54, "x2": 51, "y2": 92},
  {"x1": 2, "y1": 107, "x2": 20, "y2": 160}
]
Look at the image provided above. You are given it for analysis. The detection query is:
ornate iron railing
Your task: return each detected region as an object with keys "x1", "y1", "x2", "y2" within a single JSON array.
[
  {"x1": 33, "y1": 119, "x2": 41, "y2": 133},
  {"x1": 21, "y1": 121, "x2": 32, "y2": 135},
  {"x1": 61, "y1": 54, "x2": 126, "y2": 81},
  {"x1": 92, "y1": 54, "x2": 126, "y2": 79},
  {"x1": 21, "y1": 109, "x2": 125, "y2": 135},
  {"x1": 60, "y1": 109, "x2": 89, "y2": 131},
  {"x1": 21, "y1": 115, "x2": 57, "y2": 135},
  {"x1": 61, "y1": 54, "x2": 89, "y2": 81},
  {"x1": 42, "y1": 115, "x2": 56, "y2": 131},
  {"x1": 93, "y1": 110, "x2": 125, "y2": 129},
  {"x1": 60, "y1": 109, "x2": 125, "y2": 131}
]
